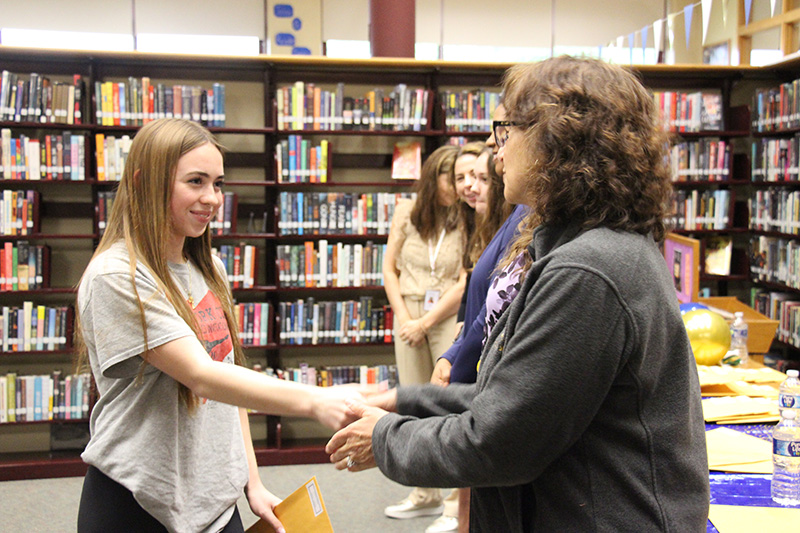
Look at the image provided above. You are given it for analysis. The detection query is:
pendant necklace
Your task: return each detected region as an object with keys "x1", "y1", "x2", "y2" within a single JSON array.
[{"x1": 183, "y1": 261, "x2": 194, "y2": 307}]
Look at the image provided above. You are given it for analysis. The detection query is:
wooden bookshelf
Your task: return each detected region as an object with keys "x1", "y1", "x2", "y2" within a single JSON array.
[{"x1": 3, "y1": 46, "x2": 796, "y2": 480}]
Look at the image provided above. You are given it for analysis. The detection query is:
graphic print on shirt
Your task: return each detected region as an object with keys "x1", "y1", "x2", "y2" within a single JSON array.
[{"x1": 191, "y1": 290, "x2": 233, "y2": 362}]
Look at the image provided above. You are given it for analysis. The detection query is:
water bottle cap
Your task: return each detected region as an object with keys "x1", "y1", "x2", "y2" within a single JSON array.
[
  {"x1": 734, "y1": 312, "x2": 744, "y2": 318},
  {"x1": 788, "y1": 369, "x2": 800, "y2": 378},
  {"x1": 783, "y1": 409, "x2": 797, "y2": 420}
]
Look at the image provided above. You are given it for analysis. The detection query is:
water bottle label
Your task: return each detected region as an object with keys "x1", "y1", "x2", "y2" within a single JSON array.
[
  {"x1": 779, "y1": 393, "x2": 800, "y2": 409},
  {"x1": 774, "y1": 438, "x2": 800, "y2": 457}
]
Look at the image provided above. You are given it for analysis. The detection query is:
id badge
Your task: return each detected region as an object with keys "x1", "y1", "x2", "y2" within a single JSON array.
[{"x1": 423, "y1": 289, "x2": 440, "y2": 311}]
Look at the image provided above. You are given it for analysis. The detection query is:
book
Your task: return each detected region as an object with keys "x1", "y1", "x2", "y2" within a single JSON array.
[
  {"x1": 245, "y1": 477, "x2": 333, "y2": 533},
  {"x1": 391, "y1": 141, "x2": 421, "y2": 180}
]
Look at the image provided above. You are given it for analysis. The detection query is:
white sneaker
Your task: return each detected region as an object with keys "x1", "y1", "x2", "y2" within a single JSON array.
[
  {"x1": 425, "y1": 515, "x2": 459, "y2": 533},
  {"x1": 384, "y1": 498, "x2": 445, "y2": 519}
]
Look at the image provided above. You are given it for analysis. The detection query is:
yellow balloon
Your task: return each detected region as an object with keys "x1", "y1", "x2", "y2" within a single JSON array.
[{"x1": 682, "y1": 309, "x2": 731, "y2": 366}]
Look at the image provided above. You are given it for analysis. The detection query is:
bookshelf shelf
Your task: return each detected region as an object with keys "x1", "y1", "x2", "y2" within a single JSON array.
[
  {"x1": 0, "y1": 288, "x2": 76, "y2": 296},
  {"x1": 232, "y1": 285, "x2": 278, "y2": 293},
  {"x1": 0, "y1": 349, "x2": 74, "y2": 357},
  {"x1": 276, "y1": 233, "x2": 388, "y2": 242},
  {"x1": 671, "y1": 228, "x2": 749, "y2": 235},
  {"x1": 0, "y1": 234, "x2": 98, "y2": 241},
  {"x1": 0, "y1": 417, "x2": 88, "y2": 427},
  {"x1": 277, "y1": 129, "x2": 441, "y2": 137},
  {"x1": 211, "y1": 233, "x2": 277, "y2": 240},
  {"x1": 0, "y1": 120, "x2": 92, "y2": 131},
  {"x1": 277, "y1": 341, "x2": 393, "y2": 349},
  {"x1": 275, "y1": 285, "x2": 386, "y2": 293},
  {"x1": 274, "y1": 180, "x2": 413, "y2": 188}
]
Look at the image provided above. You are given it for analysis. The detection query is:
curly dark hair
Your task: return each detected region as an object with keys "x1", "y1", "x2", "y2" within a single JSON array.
[
  {"x1": 410, "y1": 144, "x2": 460, "y2": 242},
  {"x1": 502, "y1": 56, "x2": 672, "y2": 246}
]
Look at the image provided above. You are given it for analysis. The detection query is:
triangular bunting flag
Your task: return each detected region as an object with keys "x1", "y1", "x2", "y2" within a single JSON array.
[
  {"x1": 642, "y1": 25, "x2": 649, "y2": 61},
  {"x1": 771, "y1": 0, "x2": 778, "y2": 16},
  {"x1": 654, "y1": 19, "x2": 664, "y2": 55},
  {"x1": 667, "y1": 13, "x2": 676, "y2": 52},
  {"x1": 745, "y1": 0, "x2": 753, "y2": 25},
  {"x1": 629, "y1": 32, "x2": 634, "y2": 64},
  {"x1": 684, "y1": 4, "x2": 694, "y2": 50},
  {"x1": 702, "y1": 0, "x2": 713, "y2": 45}
]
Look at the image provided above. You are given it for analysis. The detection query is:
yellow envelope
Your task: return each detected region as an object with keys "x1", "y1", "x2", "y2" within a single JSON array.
[
  {"x1": 709, "y1": 504, "x2": 800, "y2": 532},
  {"x1": 705, "y1": 427, "x2": 772, "y2": 473},
  {"x1": 246, "y1": 477, "x2": 334, "y2": 533}
]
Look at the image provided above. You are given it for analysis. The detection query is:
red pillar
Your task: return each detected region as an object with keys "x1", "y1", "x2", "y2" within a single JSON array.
[{"x1": 369, "y1": 0, "x2": 415, "y2": 58}]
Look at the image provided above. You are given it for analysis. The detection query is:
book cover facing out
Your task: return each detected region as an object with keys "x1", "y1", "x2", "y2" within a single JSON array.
[{"x1": 391, "y1": 141, "x2": 421, "y2": 180}]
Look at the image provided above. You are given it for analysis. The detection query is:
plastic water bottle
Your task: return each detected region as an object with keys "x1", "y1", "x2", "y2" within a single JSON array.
[
  {"x1": 726, "y1": 312, "x2": 749, "y2": 365},
  {"x1": 772, "y1": 409, "x2": 800, "y2": 506},
  {"x1": 779, "y1": 370, "x2": 800, "y2": 418}
]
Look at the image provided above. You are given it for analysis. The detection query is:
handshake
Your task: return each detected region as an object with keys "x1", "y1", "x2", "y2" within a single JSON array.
[{"x1": 314, "y1": 386, "x2": 398, "y2": 472}]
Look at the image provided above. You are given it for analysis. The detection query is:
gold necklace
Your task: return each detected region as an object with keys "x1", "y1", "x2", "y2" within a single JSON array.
[{"x1": 181, "y1": 261, "x2": 194, "y2": 307}]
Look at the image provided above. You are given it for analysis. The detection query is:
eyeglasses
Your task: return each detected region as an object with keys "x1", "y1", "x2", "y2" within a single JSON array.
[{"x1": 492, "y1": 120, "x2": 521, "y2": 148}]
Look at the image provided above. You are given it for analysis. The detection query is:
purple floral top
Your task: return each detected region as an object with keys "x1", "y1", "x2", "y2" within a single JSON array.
[{"x1": 484, "y1": 251, "x2": 527, "y2": 345}]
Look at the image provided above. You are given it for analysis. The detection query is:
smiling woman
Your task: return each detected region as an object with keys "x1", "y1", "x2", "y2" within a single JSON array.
[{"x1": 72, "y1": 118, "x2": 364, "y2": 533}]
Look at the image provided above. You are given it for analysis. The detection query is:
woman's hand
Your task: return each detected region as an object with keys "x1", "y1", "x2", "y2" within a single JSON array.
[
  {"x1": 398, "y1": 317, "x2": 427, "y2": 347},
  {"x1": 245, "y1": 481, "x2": 285, "y2": 533},
  {"x1": 430, "y1": 358, "x2": 452, "y2": 387},
  {"x1": 310, "y1": 386, "x2": 365, "y2": 430},
  {"x1": 326, "y1": 399, "x2": 388, "y2": 472},
  {"x1": 364, "y1": 388, "x2": 398, "y2": 412}
]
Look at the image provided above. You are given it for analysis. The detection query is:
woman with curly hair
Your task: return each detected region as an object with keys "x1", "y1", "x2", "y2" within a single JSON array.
[{"x1": 328, "y1": 57, "x2": 709, "y2": 532}]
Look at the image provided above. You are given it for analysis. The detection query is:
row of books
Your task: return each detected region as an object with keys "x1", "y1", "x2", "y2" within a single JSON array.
[
  {"x1": 750, "y1": 189, "x2": 800, "y2": 235},
  {"x1": 95, "y1": 79, "x2": 226, "y2": 127},
  {"x1": 1, "y1": 129, "x2": 86, "y2": 181},
  {"x1": 751, "y1": 78, "x2": 800, "y2": 133},
  {"x1": 653, "y1": 90, "x2": 723, "y2": 133},
  {"x1": 234, "y1": 302, "x2": 272, "y2": 346},
  {"x1": 210, "y1": 192, "x2": 237, "y2": 235},
  {"x1": 440, "y1": 89, "x2": 501, "y2": 132},
  {"x1": 255, "y1": 362, "x2": 398, "y2": 388},
  {"x1": 276, "y1": 82, "x2": 430, "y2": 131},
  {"x1": 278, "y1": 297, "x2": 393, "y2": 345},
  {"x1": 96, "y1": 191, "x2": 116, "y2": 235},
  {"x1": 95, "y1": 133, "x2": 132, "y2": 181},
  {"x1": 1, "y1": 242, "x2": 49, "y2": 291},
  {"x1": 1, "y1": 372, "x2": 91, "y2": 424},
  {"x1": 669, "y1": 138, "x2": 731, "y2": 182},
  {"x1": 750, "y1": 236, "x2": 800, "y2": 288},
  {"x1": 277, "y1": 240, "x2": 386, "y2": 288},
  {"x1": 275, "y1": 136, "x2": 329, "y2": 183},
  {"x1": 751, "y1": 135, "x2": 800, "y2": 182},
  {"x1": 0, "y1": 71, "x2": 85, "y2": 125},
  {"x1": 669, "y1": 189, "x2": 731, "y2": 230},
  {"x1": 1, "y1": 189, "x2": 38, "y2": 236},
  {"x1": 277, "y1": 191, "x2": 414, "y2": 236},
  {"x1": 1, "y1": 303, "x2": 71, "y2": 352},
  {"x1": 753, "y1": 291, "x2": 800, "y2": 348},
  {"x1": 213, "y1": 244, "x2": 258, "y2": 288}
]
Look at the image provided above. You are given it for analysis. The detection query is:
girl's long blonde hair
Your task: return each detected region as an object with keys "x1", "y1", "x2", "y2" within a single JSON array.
[{"x1": 75, "y1": 118, "x2": 245, "y2": 411}]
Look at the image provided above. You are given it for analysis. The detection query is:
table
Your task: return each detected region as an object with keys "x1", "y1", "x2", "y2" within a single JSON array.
[{"x1": 706, "y1": 423, "x2": 784, "y2": 532}]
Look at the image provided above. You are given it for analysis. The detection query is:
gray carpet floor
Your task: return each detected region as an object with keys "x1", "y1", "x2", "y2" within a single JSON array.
[{"x1": 0, "y1": 463, "x2": 453, "y2": 532}]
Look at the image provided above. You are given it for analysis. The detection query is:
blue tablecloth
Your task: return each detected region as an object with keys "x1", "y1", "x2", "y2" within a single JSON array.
[{"x1": 706, "y1": 423, "x2": 785, "y2": 532}]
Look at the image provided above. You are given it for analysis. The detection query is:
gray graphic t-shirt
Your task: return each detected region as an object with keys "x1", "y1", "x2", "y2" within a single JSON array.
[{"x1": 78, "y1": 242, "x2": 247, "y2": 532}]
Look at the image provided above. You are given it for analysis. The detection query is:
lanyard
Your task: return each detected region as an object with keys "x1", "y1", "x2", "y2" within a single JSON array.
[{"x1": 428, "y1": 228, "x2": 446, "y2": 278}]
